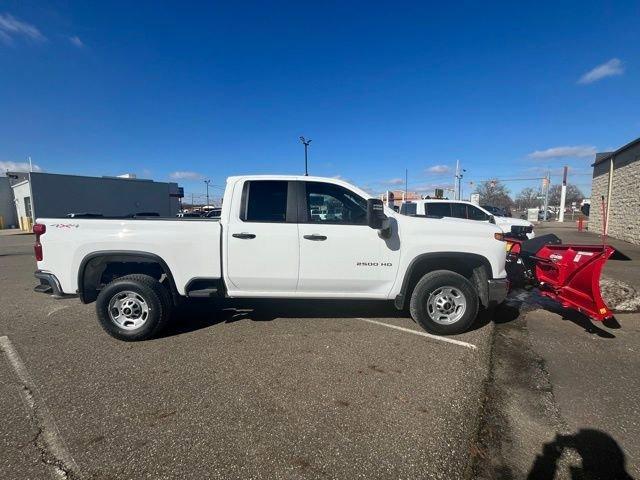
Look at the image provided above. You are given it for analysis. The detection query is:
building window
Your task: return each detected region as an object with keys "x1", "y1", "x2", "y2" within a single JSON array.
[{"x1": 24, "y1": 197, "x2": 32, "y2": 218}]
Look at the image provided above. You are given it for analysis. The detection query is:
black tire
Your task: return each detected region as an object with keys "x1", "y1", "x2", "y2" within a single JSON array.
[
  {"x1": 96, "y1": 274, "x2": 172, "y2": 341},
  {"x1": 409, "y1": 270, "x2": 479, "y2": 335}
]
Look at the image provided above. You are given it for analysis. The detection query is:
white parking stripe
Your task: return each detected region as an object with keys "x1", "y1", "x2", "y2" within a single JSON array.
[
  {"x1": 0, "y1": 336, "x2": 79, "y2": 478},
  {"x1": 356, "y1": 318, "x2": 478, "y2": 350}
]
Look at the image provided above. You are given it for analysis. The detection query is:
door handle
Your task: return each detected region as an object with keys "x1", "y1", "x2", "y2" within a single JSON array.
[
  {"x1": 303, "y1": 234, "x2": 327, "y2": 241},
  {"x1": 232, "y1": 233, "x2": 256, "y2": 239}
]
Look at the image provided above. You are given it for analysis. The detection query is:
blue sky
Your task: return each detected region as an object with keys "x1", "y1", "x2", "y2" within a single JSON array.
[{"x1": 1, "y1": 1, "x2": 638, "y2": 201}]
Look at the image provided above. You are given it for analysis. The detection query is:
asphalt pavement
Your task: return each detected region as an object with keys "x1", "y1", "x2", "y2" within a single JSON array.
[
  {"x1": 475, "y1": 223, "x2": 640, "y2": 479},
  {"x1": 0, "y1": 232, "x2": 493, "y2": 479},
  {"x1": 3, "y1": 225, "x2": 638, "y2": 480}
]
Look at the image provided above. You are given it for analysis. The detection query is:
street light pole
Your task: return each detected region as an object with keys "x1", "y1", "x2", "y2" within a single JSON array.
[
  {"x1": 204, "y1": 179, "x2": 211, "y2": 209},
  {"x1": 299, "y1": 136, "x2": 312, "y2": 176}
]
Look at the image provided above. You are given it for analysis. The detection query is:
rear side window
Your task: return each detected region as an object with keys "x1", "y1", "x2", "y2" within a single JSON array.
[
  {"x1": 243, "y1": 181, "x2": 288, "y2": 222},
  {"x1": 426, "y1": 202, "x2": 451, "y2": 217},
  {"x1": 450, "y1": 203, "x2": 467, "y2": 219},
  {"x1": 400, "y1": 202, "x2": 417, "y2": 215}
]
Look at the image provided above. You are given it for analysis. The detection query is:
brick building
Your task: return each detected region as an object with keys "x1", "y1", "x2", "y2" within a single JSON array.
[{"x1": 590, "y1": 136, "x2": 640, "y2": 244}]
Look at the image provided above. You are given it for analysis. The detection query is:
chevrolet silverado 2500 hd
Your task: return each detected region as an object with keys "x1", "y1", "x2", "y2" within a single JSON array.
[{"x1": 33, "y1": 175, "x2": 509, "y2": 341}]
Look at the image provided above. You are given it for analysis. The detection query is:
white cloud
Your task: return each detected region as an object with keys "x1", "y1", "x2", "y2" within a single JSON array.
[
  {"x1": 0, "y1": 13, "x2": 46, "y2": 45},
  {"x1": 385, "y1": 178, "x2": 405, "y2": 185},
  {"x1": 69, "y1": 35, "x2": 84, "y2": 48},
  {"x1": 528, "y1": 145, "x2": 596, "y2": 159},
  {"x1": 169, "y1": 171, "x2": 205, "y2": 181},
  {"x1": 426, "y1": 165, "x2": 451, "y2": 174},
  {"x1": 0, "y1": 160, "x2": 42, "y2": 174},
  {"x1": 578, "y1": 58, "x2": 624, "y2": 84}
]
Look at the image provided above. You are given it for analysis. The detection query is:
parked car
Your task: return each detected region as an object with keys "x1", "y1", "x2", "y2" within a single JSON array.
[
  {"x1": 400, "y1": 199, "x2": 534, "y2": 239},
  {"x1": 205, "y1": 208, "x2": 222, "y2": 219},
  {"x1": 538, "y1": 209, "x2": 556, "y2": 221},
  {"x1": 33, "y1": 175, "x2": 509, "y2": 341},
  {"x1": 176, "y1": 212, "x2": 203, "y2": 218}
]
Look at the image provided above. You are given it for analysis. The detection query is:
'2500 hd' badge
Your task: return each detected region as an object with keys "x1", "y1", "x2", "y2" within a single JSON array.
[{"x1": 356, "y1": 262, "x2": 392, "y2": 267}]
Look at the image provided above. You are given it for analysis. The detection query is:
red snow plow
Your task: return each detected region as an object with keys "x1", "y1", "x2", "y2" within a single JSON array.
[{"x1": 505, "y1": 234, "x2": 624, "y2": 321}]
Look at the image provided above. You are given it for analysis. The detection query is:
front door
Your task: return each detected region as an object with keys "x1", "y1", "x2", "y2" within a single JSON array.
[
  {"x1": 297, "y1": 181, "x2": 397, "y2": 297},
  {"x1": 225, "y1": 180, "x2": 299, "y2": 294}
]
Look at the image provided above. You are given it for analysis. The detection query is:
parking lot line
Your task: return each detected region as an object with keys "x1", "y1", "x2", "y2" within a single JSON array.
[
  {"x1": 0, "y1": 335, "x2": 79, "y2": 478},
  {"x1": 355, "y1": 318, "x2": 478, "y2": 350}
]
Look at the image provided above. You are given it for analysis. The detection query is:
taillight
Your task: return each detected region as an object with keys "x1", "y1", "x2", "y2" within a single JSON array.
[{"x1": 33, "y1": 223, "x2": 46, "y2": 261}]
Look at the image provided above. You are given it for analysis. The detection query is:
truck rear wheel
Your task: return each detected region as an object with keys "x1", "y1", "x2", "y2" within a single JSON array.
[
  {"x1": 409, "y1": 270, "x2": 478, "y2": 335},
  {"x1": 96, "y1": 274, "x2": 172, "y2": 341}
]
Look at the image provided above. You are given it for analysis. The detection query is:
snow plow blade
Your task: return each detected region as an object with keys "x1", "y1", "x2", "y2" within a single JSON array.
[
  {"x1": 532, "y1": 244, "x2": 616, "y2": 321},
  {"x1": 506, "y1": 234, "x2": 623, "y2": 321}
]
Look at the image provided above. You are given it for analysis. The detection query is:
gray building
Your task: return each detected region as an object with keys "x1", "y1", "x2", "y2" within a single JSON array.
[
  {"x1": 0, "y1": 176, "x2": 19, "y2": 228},
  {"x1": 590, "y1": 136, "x2": 640, "y2": 245},
  {"x1": 5, "y1": 172, "x2": 181, "y2": 230}
]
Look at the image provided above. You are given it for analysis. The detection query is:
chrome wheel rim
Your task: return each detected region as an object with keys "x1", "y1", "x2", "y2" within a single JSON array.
[
  {"x1": 426, "y1": 286, "x2": 466, "y2": 325},
  {"x1": 108, "y1": 291, "x2": 150, "y2": 330}
]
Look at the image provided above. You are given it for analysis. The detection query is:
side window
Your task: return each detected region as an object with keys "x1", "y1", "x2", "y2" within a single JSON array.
[
  {"x1": 400, "y1": 202, "x2": 417, "y2": 215},
  {"x1": 305, "y1": 182, "x2": 367, "y2": 225},
  {"x1": 467, "y1": 205, "x2": 490, "y2": 221},
  {"x1": 426, "y1": 202, "x2": 451, "y2": 217},
  {"x1": 242, "y1": 181, "x2": 288, "y2": 222},
  {"x1": 450, "y1": 203, "x2": 467, "y2": 219}
]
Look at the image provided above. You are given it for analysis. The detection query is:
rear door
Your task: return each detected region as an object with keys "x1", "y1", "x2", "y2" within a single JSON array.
[
  {"x1": 425, "y1": 202, "x2": 452, "y2": 217},
  {"x1": 225, "y1": 180, "x2": 299, "y2": 293},
  {"x1": 297, "y1": 181, "x2": 398, "y2": 296}
]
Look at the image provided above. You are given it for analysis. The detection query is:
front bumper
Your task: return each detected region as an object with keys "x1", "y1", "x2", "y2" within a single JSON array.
[
  {"x1": 487, "y1": 278, "x2": 509, "y2": 305},
  {"x1": 34, "y1": 270, "x2": 76, "y2": 299}
]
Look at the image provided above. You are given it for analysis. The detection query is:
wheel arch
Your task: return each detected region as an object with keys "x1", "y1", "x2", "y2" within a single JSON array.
[
  {"x1": 394, "y1": 252, "x2": 492, "y2": 310},
  {"x1": 77, "y1": 251, "x2": 179, "y2": 305}
]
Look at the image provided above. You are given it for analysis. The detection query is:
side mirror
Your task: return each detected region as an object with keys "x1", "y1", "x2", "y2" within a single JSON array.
[
  {"x1": 367, "y1": 198, "x2": 387, "y2": 229},
  {"x1": 489, "y1": 215, "x2": 496, "y2": 224}
]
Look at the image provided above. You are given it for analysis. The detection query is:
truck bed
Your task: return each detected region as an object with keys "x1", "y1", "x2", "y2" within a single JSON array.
[{"x1": 36, "y1": 218, "x2": 222, "y2": 295}]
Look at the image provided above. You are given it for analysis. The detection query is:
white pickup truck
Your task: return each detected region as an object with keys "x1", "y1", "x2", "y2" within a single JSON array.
[
  {"x1": 33, "y1": 175, "x2": 509, "y2": 341},
  {"x1": 400, "y1": 199, "x2": 535, "y2": 239}
]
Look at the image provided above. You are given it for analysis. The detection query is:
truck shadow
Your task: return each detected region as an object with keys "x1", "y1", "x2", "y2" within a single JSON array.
[
  {"x1": 528, "y1": 429, "x2": 634, "y2": 480},
  {"x1": 163, "y1": 299, "x2": 408, "y2": 337},
  {"x1": 162, "y1": 298, "x2": 510, "y2": 338},
  {"x1": 505, "y1": 289, "x2": 618, "y2": 339}
]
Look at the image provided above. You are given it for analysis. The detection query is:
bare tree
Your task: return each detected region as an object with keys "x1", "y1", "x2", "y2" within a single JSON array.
[
  {"x1": 548, "y1": 184, "x2": 584, "y2": 206},
  {"x1": 474, "y1": 180, "x2": 514, "y2": 209},
  {"x1": 515, "y1": 187, "x2": 540, "y2": 210}
]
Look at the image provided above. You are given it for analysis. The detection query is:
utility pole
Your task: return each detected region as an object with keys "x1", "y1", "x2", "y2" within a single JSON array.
[
  {"x1": 453, "y1": 160, "x2": 466, "y2": 200},
  {"x1": 28, "y1": 156, "x2": 33, "y2": 173},
  {"x1": 454, "y1": 160, "x2": 459, "y2": 200},
  {"x1": 204, "y1": 179, "x2": 211, "y2": 209},
  {"x1": 405, "y1": 168, "x2": 408, "y2": 201},
  {"x1": 299, "y1": 136, "x2": 312, "y2": 176},
  {"x1": 542, "y1": 171, "x2": 550, "y2": 221},
  {"x1": 558, "y1": 166, "x2": 568, "y2": 223}
]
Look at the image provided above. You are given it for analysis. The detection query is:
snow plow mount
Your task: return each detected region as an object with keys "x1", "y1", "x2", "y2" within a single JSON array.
[{"x1": 505, "y1": 234, "x2": 620, "y2": 321}]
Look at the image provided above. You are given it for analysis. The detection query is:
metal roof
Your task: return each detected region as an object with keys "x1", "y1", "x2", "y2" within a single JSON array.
[{"x1": 592, "y1": 136, "x2": 640, "y2": 166}]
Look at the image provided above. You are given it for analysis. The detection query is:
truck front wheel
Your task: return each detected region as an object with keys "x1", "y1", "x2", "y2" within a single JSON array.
[
  {"x1": 96, "y1": 274, "x2": 172, "y2": 341},
  {"x1": 409, "y1": 270, "x2": 479, "y2": 335}
]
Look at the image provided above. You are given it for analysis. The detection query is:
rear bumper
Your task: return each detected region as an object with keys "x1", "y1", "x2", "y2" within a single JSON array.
[
  {"x1": 34, "y1": 270, "x2": 76, "y2": 299},
  {"x1": 487, "y1": 278, "x2": 509, "y2": 305}
]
